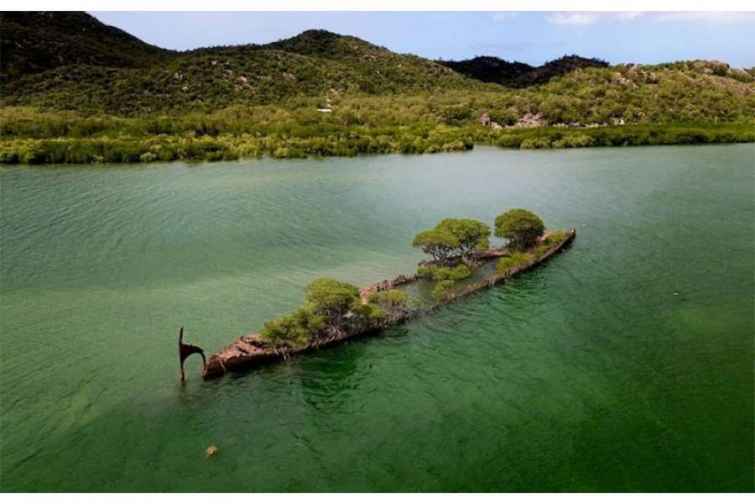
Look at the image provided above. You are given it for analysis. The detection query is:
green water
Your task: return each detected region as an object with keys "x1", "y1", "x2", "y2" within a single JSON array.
[{"x1": 1, "y1": 145, "x2": 753, "y2": 492}]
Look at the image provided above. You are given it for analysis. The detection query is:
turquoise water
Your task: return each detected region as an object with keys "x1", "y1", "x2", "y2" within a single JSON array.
[{"x1": 1, "y1": 145, "x2": 753, "y2": 491}]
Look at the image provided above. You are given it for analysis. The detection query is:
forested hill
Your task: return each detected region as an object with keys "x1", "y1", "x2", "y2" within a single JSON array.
[
  {"x1": 0, "y1": 14, "x2": 485, "y2": 114},
  {"x1": 438, "y1": 55, "x2": 610, "y2": 87},
  {"x1": 0, "y1": 12, "x2": 170, "y2": 81},
  {"x1": 0, "y1": 12, "x2": 754, "y2": 133}
]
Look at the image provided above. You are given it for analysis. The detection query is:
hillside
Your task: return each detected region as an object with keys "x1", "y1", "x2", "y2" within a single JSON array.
[
  {"x1": 3, "y1": 12, "x2": 753, "y2": 122},
  {"x1": 0, "y1": 12, "x2": 169, "y2": 81},
  {"x1": 438, "y1": 55, "x2": 609, "y2": 87},
  {"x1": 1, "y1": 16, "x2": 483, "y2": 115},
  {"x1": 0, "y1": 12, "x2": 754, "y2": 164}
]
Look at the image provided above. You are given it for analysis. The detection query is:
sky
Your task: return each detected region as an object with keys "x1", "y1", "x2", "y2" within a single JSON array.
[{"x1": 92, "y1": 11, "x2": 755, "y2": 67}]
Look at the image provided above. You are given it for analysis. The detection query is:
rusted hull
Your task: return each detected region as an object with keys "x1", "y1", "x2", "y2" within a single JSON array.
[{"x1": 204, "y1": 229, "x2": 575, "y2": 379}]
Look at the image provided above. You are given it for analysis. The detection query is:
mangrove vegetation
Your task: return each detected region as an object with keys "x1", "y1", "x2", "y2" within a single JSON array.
[{"x1": 1, "y1": 13, "x2": 754, "y2": 165}]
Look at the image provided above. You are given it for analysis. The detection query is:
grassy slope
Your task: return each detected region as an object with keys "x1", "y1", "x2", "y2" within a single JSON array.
[{"x1": 1, "y1": 13, "x2": 754, "y2": 164}]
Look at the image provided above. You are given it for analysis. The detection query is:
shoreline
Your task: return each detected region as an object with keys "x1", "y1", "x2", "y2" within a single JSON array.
[
  {"x1": 202, "y1": 228, "x2": 576, "y2": 380},
  {"x1": 1, "y1": 123, "x2": 754, "y2": 165}
]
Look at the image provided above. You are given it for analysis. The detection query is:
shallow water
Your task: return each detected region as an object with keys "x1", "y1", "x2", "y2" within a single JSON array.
[{"x1": 1, "y1": 145, "x2": 753, "y2": 491}]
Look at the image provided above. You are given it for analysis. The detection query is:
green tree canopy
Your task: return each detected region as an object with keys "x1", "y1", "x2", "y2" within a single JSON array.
[
  {"x1": 412, "y1": 217, "x2": 490, "y2": 262},
  {"x1": 437, "y1": 218, "x2": 491, "y2": 255},
  {"x1": 260, "y1": 306, "x2": 325, "y2": 346},
  {"x1": 304, "y1": 277, "x2": 360, "y2": 320},
  {"x1": 494, "y1": 209, "x2": 545, "y2": 250},
  {"x1": 411, "y1": 228, "x2": 460, "y2": 263}
]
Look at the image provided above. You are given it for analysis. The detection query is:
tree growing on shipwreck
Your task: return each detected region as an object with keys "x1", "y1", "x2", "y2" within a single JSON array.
[
  {"x1": 494, "y1": 209, "x2": 545, "y2": 250},
  {"x1": 202, "y1": 208, "x2": 575, "y2": 380},
  {"x1": 250, "y1": 210, "x2": 549, "y2": 353},
  {"x1": 412, "y1": 217, "x2": 491, "y2": 301},
  {"x1": 413, "y1": 210, "x2": 548, "y2": 301},
  {"x1": 412, "y1": 218, "x2": 491, "y2": 264},
  {"x1": 260, "y1": 277, "x2": 409, "y2": 348}
]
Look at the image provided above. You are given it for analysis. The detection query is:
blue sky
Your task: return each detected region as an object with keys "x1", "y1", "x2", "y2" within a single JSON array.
[{"x1": 92, "y1": 11, "x2": 755, "y2": 67}]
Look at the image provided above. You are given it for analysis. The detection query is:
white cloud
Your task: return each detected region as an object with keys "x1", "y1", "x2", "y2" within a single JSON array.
[
  {"x1": 545, "y1": 12, "x2": 602, "y2": 25},
  {"x1": 544, "y1": 11, "x2": 755, "y2": 27},
  {"x1": 616, "y1": 12, "x2": 645, "y2": 21},
  {"x1": 490, "y1": 12, "x2": 518, "y2": 23},
  {"x1": 544, "y1": 12, "x2": 646, "y2": 25}
]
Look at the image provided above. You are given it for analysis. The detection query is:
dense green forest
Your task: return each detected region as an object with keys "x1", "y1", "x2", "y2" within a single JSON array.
[{"x1": 1, "y1": 12, "x2": 754, "y2": 164}]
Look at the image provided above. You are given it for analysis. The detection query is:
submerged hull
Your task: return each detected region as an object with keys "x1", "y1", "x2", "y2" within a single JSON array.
[{"x1": 203, "y1": 229, "x2": 576, "y2": 379}]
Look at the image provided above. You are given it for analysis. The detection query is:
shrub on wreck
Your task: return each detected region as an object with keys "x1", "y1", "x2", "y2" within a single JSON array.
[
  {"x1": 496, "y1": 251, "x2": 534, "y2": 273},
  {"x1": 417, "y1": 264, "x2": 472, "y2": 282},
  {"x1": 350, "y1": 302, "x2": 387, "y2": 324},
  {"x1": 304, "y1": 277, "x2": 361, "y2": 323},
  {"x1": 366, "y1": 289, "x2": 410, "y2": 321},
  {"x1": 367, "y1": 289, "x2": 409, "y2": 311},
  {"x1": 437, "y1": 264, "x2": 472, "y2": 281},
  {"x1": 541, "y1": 230, "x2": 567, "y2": 246},
  {"x1": 260, "y1": 307, "x2": 325, "y2": 346},
  {"x1": 261, "y1": 277, "x2": 364, "y2": 346},
  {"x1": 432, "y1": 280, "x2": 456, "y2": 302},
  {"x1": 495, "y1": 209, "x2": 545, "y2": 250}
]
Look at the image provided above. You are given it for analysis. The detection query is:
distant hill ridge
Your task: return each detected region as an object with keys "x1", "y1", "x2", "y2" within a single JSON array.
[
  {"x1": 0, "y1": 12, "x2": 170, "y2": 80},
  {"x1": 0, "y1": 14, "x2": 486, "y2": 113},
  {"x1": 1, "y1": 12, "x2": 753, "y2": 117},
  {"x1": 437, "y1": 55, "x2": 611, "y2": 87}
]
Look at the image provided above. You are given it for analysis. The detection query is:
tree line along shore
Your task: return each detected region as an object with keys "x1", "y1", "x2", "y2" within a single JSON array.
[{"x1": 1, "y1": 104, "x2": 753, "y2": 165}]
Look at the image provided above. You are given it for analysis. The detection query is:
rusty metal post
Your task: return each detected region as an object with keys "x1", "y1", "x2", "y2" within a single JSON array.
[{"x1": 178, "y1": 327, "x2": 206, "y2": 382}]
